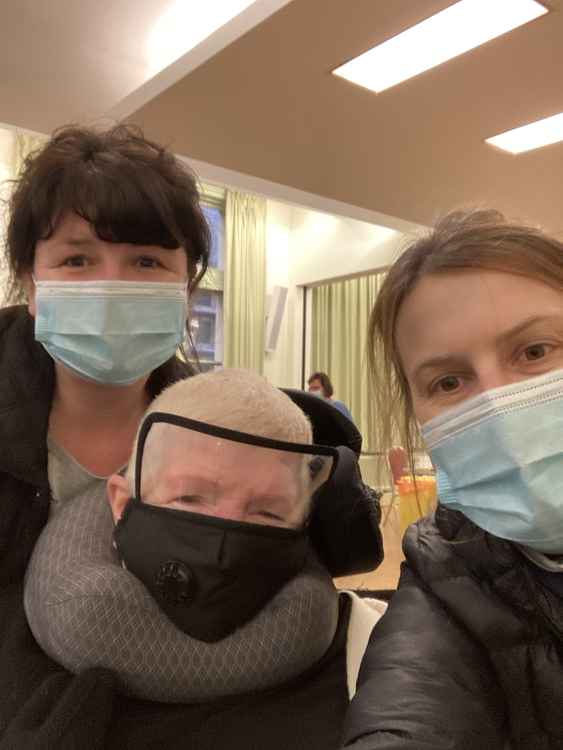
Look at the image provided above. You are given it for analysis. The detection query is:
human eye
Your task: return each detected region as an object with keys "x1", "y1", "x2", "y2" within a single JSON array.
[
  {"x1": 136, "y1": 255, "x2": 164, "y2": 269},
  {"x1": 521, "y1": 342, "x2": 552, "y2": 362},
  {"x1": 174, "y1": 495, "x2": 203, "y2": 506},
  {"x1": 256, "y1": 510, "x2": 285, "y2": 522},
  {"x1": 429, "y1": 374, "x2": 463, "y2": 395},
  {"x1": 61, "y1": 254, "x2": 88, "y2": 267},
  {"x1": 160, "y1": 495, "x2": 204, "y2": 511}
]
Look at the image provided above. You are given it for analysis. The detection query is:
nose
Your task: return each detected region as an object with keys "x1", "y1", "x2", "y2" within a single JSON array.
[
  {"x1": 211, "y1": 499, "x2": 247, "y2": 523},
  {"x1": 96, "y1": 251, "x2": 127, "y2": 281},
  {"x1": 476, "y1": 362, "x2": 521, "y2": 394}
]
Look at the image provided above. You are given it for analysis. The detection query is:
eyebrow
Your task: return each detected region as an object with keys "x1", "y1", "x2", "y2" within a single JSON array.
[
  {"x1": 62, "y1": 237, "x2": 176, "y2": 253},
  {"x1": 163, "y1": 474, "x2": 218, "y2": 492},
  {"x1": 494, "y1": 315, "x2": 562, "y2": 346},
  {"x1": 413, "y1": 315, "x2": 563, "y2": 381},
  {"x1": 413, "y1": 354, "x2": 467, "y2": 382},
  {"x1": 62, "y1": 237, "x2": 97, "y2": 247},
  {"x1": 253, "y1": 492, "x2": 296, "y2": 507}
]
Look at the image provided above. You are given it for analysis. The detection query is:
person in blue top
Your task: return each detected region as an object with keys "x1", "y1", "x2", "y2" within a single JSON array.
[{"x1": 307, "y1": 372, "x2": 354, "y2": 424}]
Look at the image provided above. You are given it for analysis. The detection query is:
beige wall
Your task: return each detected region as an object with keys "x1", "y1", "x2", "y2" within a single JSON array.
[
  {"x1": 289, "y1": 206, "x2": 408, "y2": 287},
  {"x1": 262, "y1": 200, "x2": 302, "y2": 388},
  {"x1": 262, "y1": 198, "x2": 414, "y2": 389}
]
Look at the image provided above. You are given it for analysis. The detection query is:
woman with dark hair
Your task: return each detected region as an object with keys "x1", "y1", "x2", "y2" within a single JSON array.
[
  {"x1": 0, "y1": 124, "x2": 211, "y2": 745},
  {"x1": 341, "y1": 210, "x2": 563, "y2": 750},
  {"x1": 1, "y1": 124, "x2": 210, "y2": 577}
]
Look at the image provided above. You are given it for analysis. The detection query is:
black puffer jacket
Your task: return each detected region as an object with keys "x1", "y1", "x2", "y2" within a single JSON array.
[{"x1": 342, "y1": 506, "x2": 563, "y2": 750}]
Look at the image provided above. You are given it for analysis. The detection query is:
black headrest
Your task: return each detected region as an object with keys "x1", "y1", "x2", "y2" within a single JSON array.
[
  {"x1": 282, "y1": 389, "x2": 362, "y2": 455},
  {"x1": 282, "y1": 389, "x2": 383, "y2": 577}
]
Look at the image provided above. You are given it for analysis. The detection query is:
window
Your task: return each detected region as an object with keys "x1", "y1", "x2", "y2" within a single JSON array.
[
  {"x1": 202, "y1": 204, "x2": 224, "y2": 269},
  {"x1": 190, "y1": 187, "x2": 225, "y2": 370},
  {"x1": 190, "y1": 289, "x2": 223, "y2": 370}
]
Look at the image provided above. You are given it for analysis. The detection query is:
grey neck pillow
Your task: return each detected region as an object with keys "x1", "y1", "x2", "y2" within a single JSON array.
[{"x1": 24, "y1": 489, "x2": 339, "y2": 703}]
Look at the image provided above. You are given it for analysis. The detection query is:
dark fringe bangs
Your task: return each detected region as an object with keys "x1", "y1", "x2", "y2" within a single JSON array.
[{"x1": 34, "y1": 158, "x2": 185, "y2": 250}]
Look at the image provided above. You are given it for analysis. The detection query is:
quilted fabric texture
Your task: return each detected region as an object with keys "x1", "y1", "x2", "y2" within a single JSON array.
[{"x1": 24, "y1": 487, "x2": 339, "y2": 703}]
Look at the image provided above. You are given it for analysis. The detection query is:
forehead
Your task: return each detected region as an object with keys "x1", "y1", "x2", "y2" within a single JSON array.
[
  {"x1": 396, "y1": 270, "x2": 563, "y2": 373},
  {"x1": 40, "y1": 213, "x2": 94, "y2": 242},
  {"x1": 143, "y1": 425, "x2": 303, "y2": 486},
  {"x1": 36, "y1": 212, "x2": 186, "y2": 256}
]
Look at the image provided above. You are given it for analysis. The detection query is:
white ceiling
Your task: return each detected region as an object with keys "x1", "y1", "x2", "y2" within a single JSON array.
[
  {"x1": 128, "y1": 0, "x2": 563, "y2": 234},
  {"x1": 2, "y1": 0, "x2": 563, "y2": 234},
  {"x1": 0, "y1": 0, "x2": 291, "y2": 133}
]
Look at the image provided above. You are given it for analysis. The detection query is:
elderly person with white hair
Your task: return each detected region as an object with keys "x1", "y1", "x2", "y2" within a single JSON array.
[{"x1": 19, "y1": 369, "x2": 385, "y2": 750}]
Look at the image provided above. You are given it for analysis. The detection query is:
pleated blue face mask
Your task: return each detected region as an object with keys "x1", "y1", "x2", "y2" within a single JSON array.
[
  {"x1": 421, "y1": 368, "x2": 563, "y2": 554},
  {"x1": 34, "y1": 279, "x2": 188, "y2": 386}
]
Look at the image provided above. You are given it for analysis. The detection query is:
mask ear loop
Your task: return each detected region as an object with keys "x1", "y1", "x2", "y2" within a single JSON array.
[{"x1": 134, "y1": 416, "x2": 153, "y2": 501}]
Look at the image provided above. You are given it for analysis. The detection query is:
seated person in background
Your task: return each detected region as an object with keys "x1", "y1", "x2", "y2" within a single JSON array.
[
  {"x1": 341, "y1": 209, "x2": 563, "y2": 750},
  {"x1": 23, "y1": 369, "x2": 385, "y2": 750},
  {"x1": 308, "y1": 371, "x2": 355, "y2": 423}
]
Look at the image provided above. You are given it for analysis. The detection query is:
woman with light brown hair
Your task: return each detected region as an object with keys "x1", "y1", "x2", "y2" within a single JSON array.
[{"x1": 341, "y1": 210, "x2": 563, "y2": 750}]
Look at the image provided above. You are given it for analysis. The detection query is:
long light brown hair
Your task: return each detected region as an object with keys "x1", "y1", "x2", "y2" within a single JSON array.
[{"x1": 367, "y1": 209, "x2": 563, "y2": 471}]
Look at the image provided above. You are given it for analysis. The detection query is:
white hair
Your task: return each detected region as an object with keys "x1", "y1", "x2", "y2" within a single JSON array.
[
  {"x1": 126, "y1": 369, "x2": 317, "y2": 518},
  {"x1": 147, "y1": 368, "x2": 311, "y2": 441}
]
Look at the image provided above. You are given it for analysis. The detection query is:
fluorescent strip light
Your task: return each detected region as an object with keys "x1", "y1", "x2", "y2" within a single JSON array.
[
  {"x1": 147, "y1": 0, "x2": 257, "y2": 76},
  {"x1": 333, "y1": 0, "x2": 547, "y2": 93},
  {"x1": 485, "y1": 112, "x2": 563, "y2": 154}
]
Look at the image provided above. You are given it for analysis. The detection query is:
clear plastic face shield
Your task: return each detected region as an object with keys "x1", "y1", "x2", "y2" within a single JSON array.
[
  {"x1": 133, "y1": 413, "x2": 338, "y2": 528},
  {"x1": 114, "y1": 413, "x2": 338, "y2": 641}
]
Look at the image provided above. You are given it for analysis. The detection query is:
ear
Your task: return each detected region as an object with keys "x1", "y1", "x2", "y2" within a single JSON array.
[
  {"x1": 22, "y1": 272, "x2": 36, "y2": 317},
  {"x1": 107, "y1": 473, "x2": 131, "y2": 523},
  {"x1": 309, "y1": 456, "x2": 334, "y2": 495}
]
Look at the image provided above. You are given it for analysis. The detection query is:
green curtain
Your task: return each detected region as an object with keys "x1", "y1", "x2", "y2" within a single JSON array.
[
  {"x1": 11, "y1": 131, "x2": 46, "y2": 177},
  {"x1": 223, "y1": 190, "x2": 266, "y2": 373},
  {"x1": 310, "y1": 272, "x2": 386, "y2": 453},
  {"x1": 1, "y1": 129, "x2": 47, "y2": 304},
  {"x1": 198, "y1": 266, "x2": 224, "y2": 292}
]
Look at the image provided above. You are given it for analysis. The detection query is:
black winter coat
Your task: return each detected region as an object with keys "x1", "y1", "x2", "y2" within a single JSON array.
[{"x1": 341, "y1": 506, "x2": 563, "y2": 750}]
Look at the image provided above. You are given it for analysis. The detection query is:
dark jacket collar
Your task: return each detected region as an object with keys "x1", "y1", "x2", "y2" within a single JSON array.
[
  {"x1": 0, "y1": 306, "x2": 54, "y2": 487},
  {"x1": 0, "y1": 305, "x2": 192, "y2": 488},
  {"x1": 405, "y1": 505, "x2": 563, "y2": 637}
]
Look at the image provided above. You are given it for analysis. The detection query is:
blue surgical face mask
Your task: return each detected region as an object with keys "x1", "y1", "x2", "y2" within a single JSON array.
[
  {"x1": 421, "y1": 368, "x2": 563, "y2": 554},
  {"x1": 34, "y1": 279, "x2": 187, "y2": 386}
]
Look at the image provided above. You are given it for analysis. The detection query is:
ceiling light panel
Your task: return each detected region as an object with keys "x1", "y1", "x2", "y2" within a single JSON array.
[
  {"x1": 332, "y1": 0, "x2": 547, "y2": 94},
  {"x1": 485, "y1": 112, "x2": 563, "y2": 154},
  {"x1": 148, "y1": 0, "x2": 257, "y2": 76}
]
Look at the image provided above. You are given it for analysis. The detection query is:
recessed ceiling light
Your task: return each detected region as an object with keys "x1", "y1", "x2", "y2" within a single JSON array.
[
  {"x1": 485, "y1": 112, "x2": 563, "y2": 154},
  {"x1": 147, "y1": 0, "x2": 257, "y2": 76},
  {"x1": 332, "y1": 0, "x2": 547, "y2": 94}
]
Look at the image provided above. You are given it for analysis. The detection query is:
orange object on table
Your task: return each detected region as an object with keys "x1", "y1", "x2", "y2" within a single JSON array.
[{"x1": 395, "y1": 474, "x2": 437, "y2": 535}]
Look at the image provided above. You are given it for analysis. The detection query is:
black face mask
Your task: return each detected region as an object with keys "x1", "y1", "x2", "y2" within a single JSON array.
[
  {"x1": 114, "y1": 501, "x2": 310, "y2": 642},
  {"x1": 114, "y1": 412, "x2": 338, "y2": 642}
]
